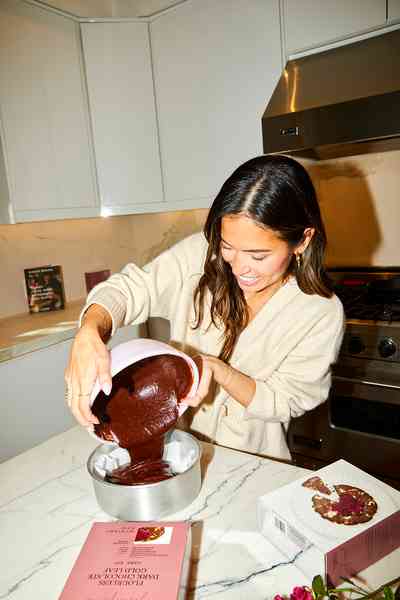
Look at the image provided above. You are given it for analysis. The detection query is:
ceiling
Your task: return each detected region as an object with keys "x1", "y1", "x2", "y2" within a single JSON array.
[{"x1": 28, "y1": 0, "x2": 185, "y2": 18}]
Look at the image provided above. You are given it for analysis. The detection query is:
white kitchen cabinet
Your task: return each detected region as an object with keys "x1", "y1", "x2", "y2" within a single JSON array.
[
  {"x1": 81, "y1": 22, "x2": 164, "y2": 215},
  {"x1": 0, "y1": 339, "x2": 75, "y2": 462},
  {"x1": 388, "y1": 0, "x2": 400, "y2": 22},
  {"x1": 0, "y1": 0, "x2": 98, "y2": 223},
  {"x1": 283, "y1": 0, "x2": 387, "y2": 56},
  {"x1": 150, "y1": 0, "x2": 282, "y2": 209}
]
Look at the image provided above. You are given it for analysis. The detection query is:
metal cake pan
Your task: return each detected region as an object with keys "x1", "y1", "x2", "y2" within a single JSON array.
[{"x1": 87, "y1": 430, "x2": 202, "y2": 521}]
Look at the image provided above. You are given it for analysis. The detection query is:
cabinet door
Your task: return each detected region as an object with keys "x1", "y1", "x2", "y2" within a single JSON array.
[
  {"x1": 283, "y1": 0, "x2": 387, "y2": 56},
  {"x1": 0, "y1": 0, "x2": 98, "y2": 223},
  {"x1": 150, "y1": 0, "x2": 282, "y2": 208},
  {"x1": 0, "y1": 339, "x2": 75, "y2": 462},
  {"x1": 81, "y1": 22, "x2": 163, "y2": 215},
  {"x1": 388, "y1": 0, "x2": 400, "y2": 22}
]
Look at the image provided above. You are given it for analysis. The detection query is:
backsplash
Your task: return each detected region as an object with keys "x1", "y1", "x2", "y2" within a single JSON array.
[
  {"x1": 308, "y1": 149, "x2": 400, "y2": 267},
  {"x1": 1, "y1": 148, "x2": 399, "y2": 319},
  {"x1": 0, "y1": 209, "x2": 207, "y2": 319}
]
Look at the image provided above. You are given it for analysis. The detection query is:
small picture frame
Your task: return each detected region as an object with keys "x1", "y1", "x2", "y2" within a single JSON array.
[
  {"x1": 24, "y1": 265, "x2": 65, "y2": 313},
  {"x1": 84, "y1": 269, "x2": 111, "y2": 293}
]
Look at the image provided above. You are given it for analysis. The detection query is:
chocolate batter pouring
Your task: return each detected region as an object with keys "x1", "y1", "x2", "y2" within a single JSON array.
[{"x1": 92, "y1": 354, "x2": 193, "y2": 486}]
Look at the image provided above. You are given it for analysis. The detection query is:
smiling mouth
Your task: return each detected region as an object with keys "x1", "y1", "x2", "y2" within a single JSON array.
[{"x1": 236, "y1": 274, "x2": 259, "y2": 285}]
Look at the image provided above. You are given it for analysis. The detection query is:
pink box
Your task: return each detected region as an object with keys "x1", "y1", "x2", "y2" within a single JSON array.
[
  {"x1": 257, "y1": 460, "x2": 400, "y2": 586},
  {"x1": 59, "y1": 521, "x2": 191, "y2": 599}
]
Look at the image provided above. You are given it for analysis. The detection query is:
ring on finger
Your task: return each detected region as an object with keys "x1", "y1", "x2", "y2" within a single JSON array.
[{"x1": 65, "y1": 384, "x2": 73, "y2": 406}]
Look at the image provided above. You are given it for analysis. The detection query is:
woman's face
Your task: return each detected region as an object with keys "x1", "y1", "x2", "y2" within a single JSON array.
[{"x1": 220, "y1": 214, "x2": 294, "y2": 297}]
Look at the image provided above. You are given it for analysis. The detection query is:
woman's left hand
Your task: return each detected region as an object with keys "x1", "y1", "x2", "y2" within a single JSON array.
[
  {"x1": 184, "y1": 353, "x2": 256, "y2": 410},
  {"x1": 185, "y1": 354, "x2": 230, "y2": 407}
]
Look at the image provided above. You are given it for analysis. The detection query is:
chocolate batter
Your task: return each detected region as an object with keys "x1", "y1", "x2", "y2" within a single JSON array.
[{"x1": 92, "y1": 354, "x2": 193, "y2": 486}]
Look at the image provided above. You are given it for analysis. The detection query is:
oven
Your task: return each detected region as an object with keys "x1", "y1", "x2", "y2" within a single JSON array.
[{"x1": 288, "y1": 268, "x2": 400, "y2": 490}]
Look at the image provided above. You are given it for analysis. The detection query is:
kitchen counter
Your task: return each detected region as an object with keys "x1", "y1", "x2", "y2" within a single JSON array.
[
  {"x1": 1, "y1": 427, "x2": 399, "y2": 599},
  {"x1": 0, "y1": 300, "x2": 84, "y2": 362},
  {"x1": 0, "y1": 300, "x2": 150, "y2": 364}
]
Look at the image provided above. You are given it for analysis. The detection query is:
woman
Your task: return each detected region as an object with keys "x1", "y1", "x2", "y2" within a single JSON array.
[{"x1": 65, "y1": 154, "x2": 344, "y2": 460}]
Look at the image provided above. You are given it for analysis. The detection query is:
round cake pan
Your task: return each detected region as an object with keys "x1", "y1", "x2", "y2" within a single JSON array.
[{"x1": 87, "y1": 430, "x2": 202, "y2": 521}]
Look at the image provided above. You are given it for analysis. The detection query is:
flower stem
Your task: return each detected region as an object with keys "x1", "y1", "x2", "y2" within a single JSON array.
[{"x1": 357, "y1": 576, "x2": 400, "y2": 600}]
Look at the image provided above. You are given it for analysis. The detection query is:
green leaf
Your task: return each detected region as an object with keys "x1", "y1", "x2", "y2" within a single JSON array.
[
  {"x1": 312, "y1": 575, "x2": 327, "y2": 598},
  {"x1": 383, "y1": 587, "x2": 395, "y2": 600}
]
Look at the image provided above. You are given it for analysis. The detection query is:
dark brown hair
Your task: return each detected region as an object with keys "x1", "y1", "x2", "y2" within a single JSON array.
[{"x1": 193, "y1": 154, "x2": 332, "y2": 362}]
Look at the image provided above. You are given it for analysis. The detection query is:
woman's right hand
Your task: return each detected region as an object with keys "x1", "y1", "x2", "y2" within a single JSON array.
[{"x1": 64, "y1": 306, "x2": 113, "y2": 428}]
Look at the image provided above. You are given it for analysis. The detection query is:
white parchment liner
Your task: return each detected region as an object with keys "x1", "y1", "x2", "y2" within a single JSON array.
[{"x1": 93, "y1": 429, "x2": 199, "y2": 480}]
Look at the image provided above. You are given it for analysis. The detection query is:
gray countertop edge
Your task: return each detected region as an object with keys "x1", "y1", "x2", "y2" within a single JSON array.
[{"x1": 0, "y1": 327, "x2": 78, "y2": 363}]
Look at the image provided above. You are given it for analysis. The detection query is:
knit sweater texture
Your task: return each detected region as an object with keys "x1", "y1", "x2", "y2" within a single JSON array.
[{"x1": 83, "y1": 232, "x2": 345, "y2": 460}]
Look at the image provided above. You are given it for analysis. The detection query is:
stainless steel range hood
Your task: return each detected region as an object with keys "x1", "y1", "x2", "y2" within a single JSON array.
[{"x1": 262, "y1": 29, "x2": 400, "y2": 160}]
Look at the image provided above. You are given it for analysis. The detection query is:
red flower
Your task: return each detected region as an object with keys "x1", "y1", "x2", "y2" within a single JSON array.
[
  {"x1": 290, "y1": 586, "x2": 313, "y2": 600},
  {"x1": 273, "y1": 595, "x2": 286, "y2": 600}
]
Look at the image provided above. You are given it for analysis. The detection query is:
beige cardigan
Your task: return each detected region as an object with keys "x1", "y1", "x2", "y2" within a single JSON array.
[{"x1": 83, "y1": 232, "x2": 345, "y2": 460}]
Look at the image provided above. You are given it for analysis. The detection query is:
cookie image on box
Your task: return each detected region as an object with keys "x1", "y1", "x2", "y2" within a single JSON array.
[
  {"x1": 135, "y1": 526, "x2": 166, "y2": 542},
  {"x1": 312, "y1": 484, "x2": 378, "y2": 525},
  {"x1": 302, "y1": 476, "x2": 332, "y2": 495},
  {"x1": 302, "y1": 476, "x2": 378, "y2": 525}
]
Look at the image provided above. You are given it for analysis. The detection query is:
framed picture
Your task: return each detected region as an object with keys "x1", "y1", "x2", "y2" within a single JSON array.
[
  {"x1": 84, "y1": 269, "x2": 111, "y2": 293},
  {"x1": 24, "y1": 265, "x2": 65, "y2": 313}
]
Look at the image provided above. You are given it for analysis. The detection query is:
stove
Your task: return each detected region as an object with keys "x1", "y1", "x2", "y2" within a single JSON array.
[
  {"x1": 288, "y1": 267, "x2": 400, "y2": 490},
  {"x1": 332, "y1": 270, "x2": 400, "y2": 323},
  {"x1": 331, "y1": 268, "x2": 400, "y2": 379}
]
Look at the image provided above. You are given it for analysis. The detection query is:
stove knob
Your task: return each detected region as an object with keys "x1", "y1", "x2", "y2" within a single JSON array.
[
  {"x1": 347, "y1": 336, "x2": 365, "y2": 355},
  {"x1": 378, "y1": 337, "x2": 397, "y2": 359}
]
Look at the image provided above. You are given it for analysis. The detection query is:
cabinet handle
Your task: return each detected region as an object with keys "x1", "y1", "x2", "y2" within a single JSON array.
[
  {"x1": 280, "y1": 126, "x2": 299, "y2": 136},
  {"x1": 292, "y1": 434, "x2": 322, "y2": 450},
  {"x1": 333, "y1": 375, "x2": 400, "y2": 390}
]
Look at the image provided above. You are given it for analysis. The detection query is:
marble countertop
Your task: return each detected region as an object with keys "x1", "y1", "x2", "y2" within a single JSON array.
[
  {"x1": 0, "y1": 300, "x2": 84, "y2": 363},
  {"x1": 1, "y1": 427, "x2": 399, "y2": 599}
]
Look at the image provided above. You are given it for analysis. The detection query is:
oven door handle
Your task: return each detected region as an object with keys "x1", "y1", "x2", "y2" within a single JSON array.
[{"x1": 333, "y1": 375, "x2": 400, "y2": 390}]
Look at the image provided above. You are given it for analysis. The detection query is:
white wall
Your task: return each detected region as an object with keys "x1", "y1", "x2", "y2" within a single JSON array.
[{"x1": 0, "y1": 209, "x2": 207, "y2": 319}]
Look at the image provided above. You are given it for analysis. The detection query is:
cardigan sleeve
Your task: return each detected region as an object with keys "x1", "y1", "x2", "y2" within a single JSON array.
[
  {"x1": 244, "y1": 302, "x2": 345, "y2": 423},
  {"x1": 79, "y1": 233, "x2": 205, "y2": 335}
]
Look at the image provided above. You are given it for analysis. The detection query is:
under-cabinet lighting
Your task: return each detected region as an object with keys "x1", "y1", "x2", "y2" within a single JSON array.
[{"x1": 100, "y1": 207, "x2": 112, "y2": 218}]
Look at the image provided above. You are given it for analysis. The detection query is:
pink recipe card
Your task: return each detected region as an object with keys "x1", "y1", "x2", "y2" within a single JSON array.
[{"x1": 59, "y1": 521, "x2": 191, "y2": 600}]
